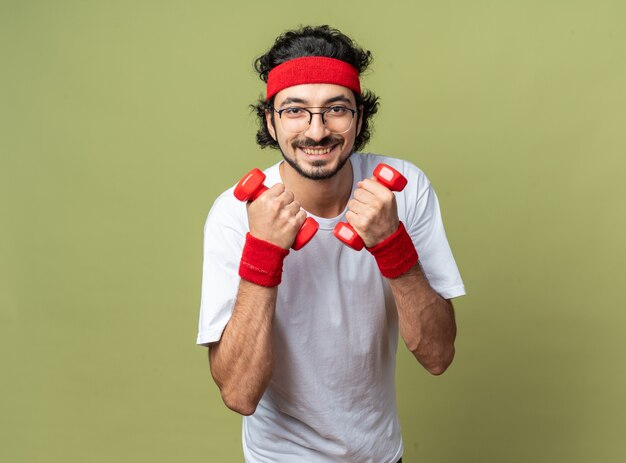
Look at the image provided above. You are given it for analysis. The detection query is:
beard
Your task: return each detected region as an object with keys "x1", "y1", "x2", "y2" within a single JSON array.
[{"x1": 279, "y1": 135, "x2": 353, "y2": 181}]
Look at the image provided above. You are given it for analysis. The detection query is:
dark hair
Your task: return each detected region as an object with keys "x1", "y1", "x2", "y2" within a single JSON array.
[{"x1": 252, "y1": 25, "x2": 379, "y2": 152}]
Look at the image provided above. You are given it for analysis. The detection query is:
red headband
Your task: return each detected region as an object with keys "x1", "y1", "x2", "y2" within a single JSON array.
[{"x1": 266, "y1": 56, "x2": 361, "y2": 100}]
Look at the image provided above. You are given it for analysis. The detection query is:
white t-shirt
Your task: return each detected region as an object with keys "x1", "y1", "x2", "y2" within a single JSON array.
[{"x1": 197, "y1": 153, "x2": 465, "y2": 463}]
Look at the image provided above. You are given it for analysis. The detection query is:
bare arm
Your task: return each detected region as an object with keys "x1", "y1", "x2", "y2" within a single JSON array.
[
  {"x1": 209, "y1": 281, "x2": 277, "y2": 415},
  {"x1": 347, "y1": 177, "x2": 457, "y2": 375},
  {"x1": 208, "y1": 183, "x2": 305, "y2": 415},
  {"x1": 387, "y1": 265, "x2": 456, "y2": 375}
]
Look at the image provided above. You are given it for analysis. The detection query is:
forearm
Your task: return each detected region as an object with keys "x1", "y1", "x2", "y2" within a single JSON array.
[
  {"x1": 208, "y1": 183, "x2": 306, "y2": 415},
  {"x1": 209, "y1": 280, "x2": 277, "y2": 415},
  {"x1": 388, "y1": 264, "x2": 457, "y2": 375}
]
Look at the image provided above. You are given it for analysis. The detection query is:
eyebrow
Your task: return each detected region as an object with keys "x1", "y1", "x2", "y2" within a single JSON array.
[
  {"x1": 325, "y1": 95, "x2": 353, "y2": 105},
  {"x1": 279, "y1": 97, "x2": 307, "y2": 107},
  {"x1": 278, "y1": 95, "x2": 354, "y2": 108}
]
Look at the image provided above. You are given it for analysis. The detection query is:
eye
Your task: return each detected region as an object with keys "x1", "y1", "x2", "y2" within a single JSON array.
[
  {"x1": 327, "y1": 106, "x2": 349, "y2": 115},
  {"x1": 282, "y1": 107, "x2": 306, "y2": 117}
]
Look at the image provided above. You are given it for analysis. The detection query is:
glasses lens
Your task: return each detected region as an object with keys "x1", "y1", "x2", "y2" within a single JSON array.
[
  {"x1": 324, "y1": 107, "x2": 354, "y2": 134},
  {"x1": 278, "y1": 107, "x2": 354, "y2": 134},
  {"x1": 279, "y1": 108, "x2": 309, "y2": 133}
]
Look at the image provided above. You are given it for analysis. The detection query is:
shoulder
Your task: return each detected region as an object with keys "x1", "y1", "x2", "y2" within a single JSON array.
[
  {"x1": 207, "y1": 163, "x2": 281, "y2": 218},
  {"x1": 204, "y1": 161, "x2": 282, "y2": 234},
  {"x1": 204, "y1": 189, "x2": 246, "y2": 236},
  {"x1": 354, "y1": 152, "x2": 431, "y2": 194}
]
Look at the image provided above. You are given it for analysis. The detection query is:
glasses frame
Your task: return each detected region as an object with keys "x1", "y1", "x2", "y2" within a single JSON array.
[{"x1": 273, "y1": 106, "x2": 358, "y2": 134}]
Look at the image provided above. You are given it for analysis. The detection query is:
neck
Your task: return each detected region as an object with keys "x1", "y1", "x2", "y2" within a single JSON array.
[{"x1": 280, "y1": 160, "x2": 353, "y2": 218}]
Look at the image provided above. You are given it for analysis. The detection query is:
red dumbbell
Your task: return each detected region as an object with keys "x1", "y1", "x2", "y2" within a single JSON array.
[
  {"x1": 234, "y1": 168, "x2": 319, "y2": 250},
  {"x1": 333, "y1": 163, "x2": 408, "y2": 251}
]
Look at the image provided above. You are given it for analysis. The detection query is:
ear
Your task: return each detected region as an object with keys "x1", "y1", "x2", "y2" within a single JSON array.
[{"x1": 265, "y1": 109, "x2": 277, "y2": 141}]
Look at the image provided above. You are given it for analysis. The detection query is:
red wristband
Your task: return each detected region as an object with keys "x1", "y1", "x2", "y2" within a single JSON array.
[
  {"x1": 367, "y1": 223, "x2": 419, "y2": 278},
  {"x1": 239, "y1": 233, "x2": 290, "y2": 287}
]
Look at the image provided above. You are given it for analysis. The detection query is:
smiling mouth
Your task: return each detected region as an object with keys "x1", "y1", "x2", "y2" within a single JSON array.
[{"x1": 299, "y1": 145, "x2": 336, "y2": 155}]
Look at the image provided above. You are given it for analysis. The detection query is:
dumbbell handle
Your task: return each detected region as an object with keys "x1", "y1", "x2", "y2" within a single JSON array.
[
  {"x1": 333, "y1": 163, "x2": 407, "y2": 251},
  {"x1": 234, "y1": 168, "x2": 319, "y2": 250}
]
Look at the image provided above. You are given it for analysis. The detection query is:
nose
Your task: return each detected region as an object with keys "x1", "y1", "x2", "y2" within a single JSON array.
[{"x1": 304, "y1": 113, "x2": 330, "y2": 141}]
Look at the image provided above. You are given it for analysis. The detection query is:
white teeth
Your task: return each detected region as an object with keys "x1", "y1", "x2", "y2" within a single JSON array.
[{"x1": 301, "y1": 146, "x2": 333, "y2": 155}]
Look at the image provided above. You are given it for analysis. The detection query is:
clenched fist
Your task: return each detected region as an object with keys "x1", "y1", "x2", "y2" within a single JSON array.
[
  {"x1": 247, "y1": 184, "x2": 308, "y2": 250},
  {"x1": 345, "y1": 177, "x2": 400, "y2": 248}
]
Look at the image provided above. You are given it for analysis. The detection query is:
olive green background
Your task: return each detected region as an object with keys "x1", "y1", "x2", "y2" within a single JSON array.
[{"x1": 2, "y1": 1, "x2": 625, "y2": 462}]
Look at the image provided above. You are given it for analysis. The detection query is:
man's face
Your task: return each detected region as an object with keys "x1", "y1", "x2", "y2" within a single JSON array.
[{"x1": 266, "y1": 83, "x2": 361, "y2": 181}]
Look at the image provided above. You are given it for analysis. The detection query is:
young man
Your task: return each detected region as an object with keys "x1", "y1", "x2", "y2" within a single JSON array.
[{"x1": 197, "y1": 25, "x2": 465, "y2": 463}]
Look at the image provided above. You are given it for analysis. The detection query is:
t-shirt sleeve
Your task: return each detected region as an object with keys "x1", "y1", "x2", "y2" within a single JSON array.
[
  {"x1": 403, "y1": 166, "x2": 466, "y2": 300},
  {"x1": 196, "y1": 193, "x2": 246, "y2": 346}
]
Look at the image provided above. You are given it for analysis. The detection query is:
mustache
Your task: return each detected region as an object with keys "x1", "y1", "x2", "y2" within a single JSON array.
[{"x1": 292, "y1": 135, "x2": 343, "y2": 149}]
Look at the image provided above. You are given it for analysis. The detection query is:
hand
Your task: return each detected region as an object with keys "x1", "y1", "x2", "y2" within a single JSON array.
[
  {"x1": 246, "y1": 184, "x2": 307, "y2": 249},
  {"x1": 345, "y1": 177, "x2": 400, "y2": 248}
]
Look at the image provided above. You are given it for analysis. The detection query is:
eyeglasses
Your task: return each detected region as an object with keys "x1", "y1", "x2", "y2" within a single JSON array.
[{"x1": 274, "y1": 106, "x2": 358, "y2": 134}]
